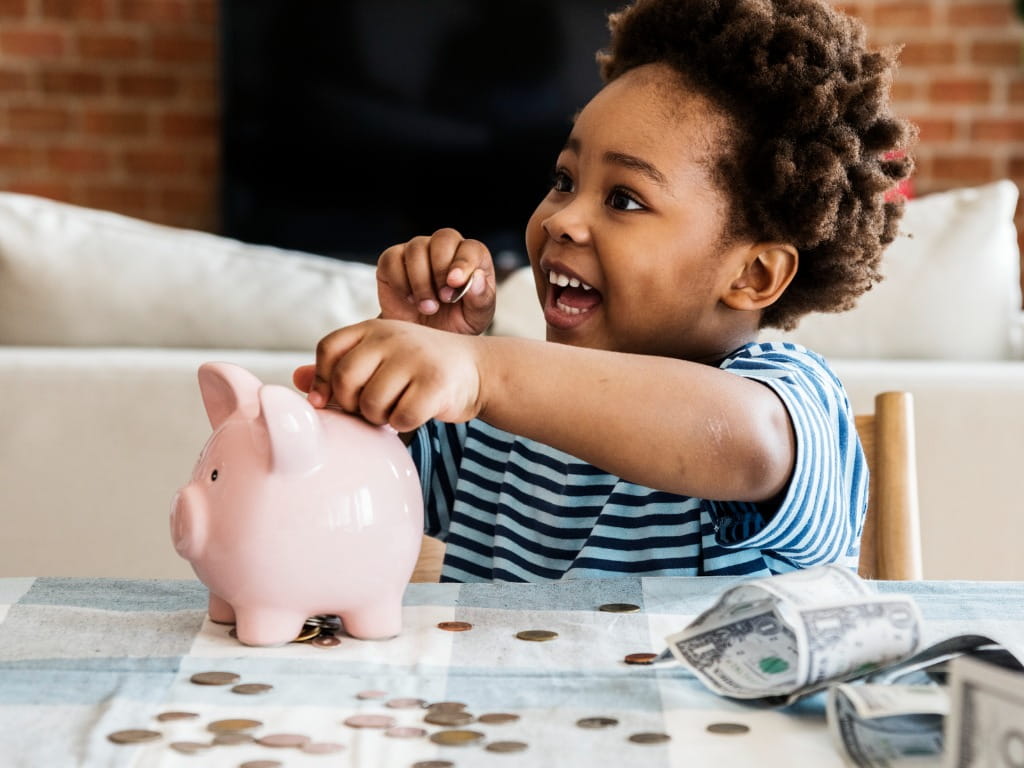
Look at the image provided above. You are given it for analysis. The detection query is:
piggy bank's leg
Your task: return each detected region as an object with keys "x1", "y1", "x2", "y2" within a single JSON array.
[
  {"x1": 234, "y1": 608, "x2": 307, "y2": 647},
  {"x1": 207, "y1": 592, "x2": 236, "y2": 625},
  {"x1": 339, "y1": 597, "x2": 404, "y2": 640}
]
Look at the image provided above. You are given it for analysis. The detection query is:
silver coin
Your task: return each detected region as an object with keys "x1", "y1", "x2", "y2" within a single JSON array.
[
  {"x1": 629, "y1": 731, "x2": 671, "y2": 744},
  {"x1": 306, "y1": 614, "x2": 342, "y2": 629},
  {"x1": 385, "y1": 726, "x2": 428, "y2": 739},
  {"x1": 707, "y1": 721, "x2": 750, "y2": 735},
  {"x1": 477, "y1": 712, "x2": 520, "y2": 725},
  {"x1": 344, "y1": 714, "x2": 396, "y2": 729},
  {"x1": 207, "y1": 718, "x2": 262, "y2": 733},
  {"x1": 429, "y1": 729, "x2": 485, "y2": 746},
  {"x1": 231, "y1": 682, "x2": 273, "y2": 695},
  {"x1": 516, "y1": 629, "x2": 558, "y2": 642},
  {"x1": 212, "y1": 732, "x2": 255, "y2": 746},
  {"x1": 424, "y1": 710, "x2": 475, "y2": 726},
  {"x1": 386, "y1": 697, "x2": 427, "y2": 709},
  {"x1": 257, "y1": 733, "x2": 312, "y2": 748},
  {"x1": 445, "y1": 271, "x2": 476, "y2": 304},
  {"x1": 598, "y1": 602, "x2": 641, "y2": 613},
  {"x1": 169, "y1": 741, "x2": 210, "y2": 754},
  {"x1": 577, "y1": 716, "x2": 619, "y2": 729},
  {"x1": 302, "y1": 741, "x2": 346, "y2": 754},
  {"x1": 190, "y1": 670, "x2": 240, "y2": 686},
  {"x1": 107, "y1": 729, "x2": 161, "y2": 744},
  {"x1": 486, "y1": 740, "x2": 529, "y2": 753},
  {"x1": 426, "y1": 701, "x2": 467, "y2": 713}
]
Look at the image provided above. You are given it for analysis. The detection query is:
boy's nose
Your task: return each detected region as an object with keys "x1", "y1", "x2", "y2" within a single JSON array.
[{"x1": 542, "y1": 203, "x2": 590, "y2": 245}]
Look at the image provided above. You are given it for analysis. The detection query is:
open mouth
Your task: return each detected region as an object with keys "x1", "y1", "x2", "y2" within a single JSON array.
[{"x1": 545, "y1": 269, "x2": 602, "y2": 327}]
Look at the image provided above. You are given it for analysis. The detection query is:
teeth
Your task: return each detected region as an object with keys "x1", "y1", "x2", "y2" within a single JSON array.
[
  {"x1": 556, "y1": 301, "x2": 584, "y2": 315},
  {"x1": 547, "y1": 270, "x2": 593, "y2": 291}
]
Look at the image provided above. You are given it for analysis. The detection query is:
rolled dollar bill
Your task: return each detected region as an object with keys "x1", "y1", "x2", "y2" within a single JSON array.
[{"x1": 943, "y1": 655, "x2": 1024, "y2": 768}]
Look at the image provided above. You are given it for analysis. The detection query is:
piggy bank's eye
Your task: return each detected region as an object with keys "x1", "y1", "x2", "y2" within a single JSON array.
[{"x1": 210, "y1": 469, "x2": 219, "y2": 482}]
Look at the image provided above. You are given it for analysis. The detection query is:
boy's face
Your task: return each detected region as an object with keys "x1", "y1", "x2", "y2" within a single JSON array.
[{"x1": 525, "y1": 62, "x2": 758, "y2": 362}]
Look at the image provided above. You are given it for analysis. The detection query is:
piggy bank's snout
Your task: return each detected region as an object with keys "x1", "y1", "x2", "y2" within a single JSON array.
[{"x1": 170, "y1": 484, "x2": 207, "y2": 561}]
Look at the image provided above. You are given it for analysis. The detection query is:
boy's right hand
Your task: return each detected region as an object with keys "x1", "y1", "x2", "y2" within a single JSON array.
[{"x1": 376, "y1": 228, "x2": 496, "y2": 336}]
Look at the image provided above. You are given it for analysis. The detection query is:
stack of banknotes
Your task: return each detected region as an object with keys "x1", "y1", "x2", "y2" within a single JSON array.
[{"x1": 660, "y1": 565, "x2": 1023, "y2": 767}]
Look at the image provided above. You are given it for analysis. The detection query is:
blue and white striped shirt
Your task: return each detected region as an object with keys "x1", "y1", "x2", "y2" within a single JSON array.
[{"x1": 409, "y1": 342, "x2": 867, "y2": 582}]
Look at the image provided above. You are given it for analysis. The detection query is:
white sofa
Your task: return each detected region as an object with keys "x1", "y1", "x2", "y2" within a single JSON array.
[{"x1": 1, "y1": 183, "x2": 1021, "y2": 580}]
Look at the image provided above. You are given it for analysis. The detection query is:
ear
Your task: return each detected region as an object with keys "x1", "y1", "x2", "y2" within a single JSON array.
[
  {"x1": 198, "y1": 362, "x2": 263, "y2": 429},
  {"x1": 721, "y1": 244, "x2": 798, "y2": 311},
  {"x1": 257, "y1": 384, "x2": 326, "y2": 475}
]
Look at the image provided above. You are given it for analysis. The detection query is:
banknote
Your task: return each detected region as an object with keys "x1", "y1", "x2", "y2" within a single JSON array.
[
  {"x1": 827, "y1": 683, "x2": 947, "y2": 767},
  {"x1": 665, "y1": 565, "x2": 923, "y2": 703},
  {"x1": 942, "y1": 655, "x2": 1024, "y2": 768}
]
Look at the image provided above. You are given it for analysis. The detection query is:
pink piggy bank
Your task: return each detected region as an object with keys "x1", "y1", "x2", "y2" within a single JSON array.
[{"x1": 170, "y1": 362, "x2": 424, "y2": 646}]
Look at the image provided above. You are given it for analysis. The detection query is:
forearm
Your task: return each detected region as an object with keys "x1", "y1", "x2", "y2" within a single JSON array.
[{"x1": 476, "y1": 336, "x2": 795, "y2": 501}]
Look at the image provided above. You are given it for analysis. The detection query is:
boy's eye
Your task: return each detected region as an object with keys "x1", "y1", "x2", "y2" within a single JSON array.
[
  {"x1": 551, "y1": 169, "x2": 574, "y2": 194},
  {"x1": 608, "y1": 187, "x2": 644, "y2": 211}
]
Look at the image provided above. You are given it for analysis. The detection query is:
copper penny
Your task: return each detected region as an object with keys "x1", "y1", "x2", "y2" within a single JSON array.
[
  {"x1": 356, "y1": 689, "x2": 388, "y2": 700},
  {"x1": 629, "y1": 731, "x2": 671, "y2": 744},
  {"x1": 385, "y1": 726, "x2": 428, "y2": 739},
  {"x1": 624, "y1": 653, "x2": 658, "y2": 665},
  {"x1": 477, "y1": 712, "x2": 520, "y2": 725},
  {"x1": 707, "y1": 722, "x2": 750, "y2": 735},
  {"x1": 190, "y1": 670, "x2": 240, "y2": 686},
  {"x1": 486, "y1": 740, "x2": 529, "y2": 753},
  {"x1": 155, "y1": 711, "x2": 199, "y2": 722},
  {"x1": 169, "y1": 741, "x2": 210, "y2": 754},
  {"x1": 302, "y1": 742, "x2": 347, "y2": 754},
  {"x1": 344, "y1": 714, "x2": 396, "y2": 729},
  {"x1": 107, "y1": 729, "x2": 161, "y2": 745},
  {"x1": 231, "y1": 682, "x2": 273, "y2": 695},
  {"x1": 312, "y1": 635, "x2": 341, "y2": 648},
  {"x1": 257, "y1": 733, "x2": 311, "y2": 748},
  {"x1": 387, "y1": 697, "x2": 427, "y2": 709},
  {"x1": 437, "y1": 621, "x2": 473, "y2": 632}
]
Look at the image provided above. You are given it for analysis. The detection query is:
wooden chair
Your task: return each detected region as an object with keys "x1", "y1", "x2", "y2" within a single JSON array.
[
  {"x1": 855, "y1": 391, "x2": 923, "y2": 580},
  {"x1": 409, "y1": 390, "x2": 924, "y2": 583}
]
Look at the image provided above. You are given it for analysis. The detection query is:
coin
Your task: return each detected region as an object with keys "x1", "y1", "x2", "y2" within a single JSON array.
[
  {"x1": 515, "y1": 629, "x2": 558, "y2": 642},
  {"x1": 385, "y1": 726, "x2": 428, "y2": 739},
  {"x1": 624, "y1": 653, "x2": 658, "y2": 665},
  {"x1": 477, "y1": 712, "x2": 520, "y2": 725},
  {"x1": 344, "y1": 714, "x2": 396, "y2": 729},
  {"x1": 292, "y1": 624, "x2": 320, "y2": 642},
  {"x1": 231, "y1": 683, "x2": 273, "y2": 695},
  {"x1": 387, "y1": 697, "x2": 427, "y2": 709},
  {"x1": 306, "y1": 614, "x2": 342, "y2": 630},
  {"x1": 445, "y1": 271, "x2": 477, "y2": 303},
  {"x1": 155, "y1": 711, "x2": 198, "y2": 722},
  {"x1": 576, "y1": 716, "x2": 619, "y2": 729},
  {"x1": 190, "y1": 670, "x2": 240, "y2": 686},
  {"x1": 412, "y1": 762, "x2": 455, "y2": 768},
  {"x1": 427, "y1": 701, "x2": 467, "y2": 713},
  {"x1": 302, "y1": 741, "x2": 346, "y2": 754},
  {"x1": 424, "y1": 710, "x2": 475, "y2": 727},
  {"x1": 429, "y1": 729, "x2": 485, "y2": 746},
  {"x1": 107, "y1": 729, "x2": 161, "y2": 744},
  {"x1": 486, "y1": 740, "x2": 529, "y2": 753},
  {"x1": 207, "y1": 718, "x2": 263, "y2": 733},
  {"x1": 706, "y1": 722, "x2": 750, "y2": 735},
  {"x1": 629, "y1": 732, "x2": 671, "y2": 744},
  {"x1": 356, "y1": 689, "x2": 388, "y2": 700},
  {"x1": 598, "y1": 602, "x2": 641, "y2": 613},
  {"x1": 437, "y1": 621, "x2": 473, "y2": 632},
  {"x1": 212, "y1": 732, "x2": 255, "y2": 745},
  {"x1": 258, "y1": 733, "x2": 312, "y2": 748},
  {"x1": 169, "y1": 741, "x2": 210, "y2": 754},
  {"x1": 312, "y1": 635, "x2": 341, "y2": 648},
  {"x1": 240, "y1": 762, "x2": 283, "y2": 768}
]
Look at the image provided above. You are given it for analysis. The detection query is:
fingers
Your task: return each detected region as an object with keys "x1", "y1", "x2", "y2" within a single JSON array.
[
  {"x1": 292, "y1": 364, "x2": 316, "y2": 393},
  {"x1": 376, "y1": 229, "x2": 494, "y2": 324}
]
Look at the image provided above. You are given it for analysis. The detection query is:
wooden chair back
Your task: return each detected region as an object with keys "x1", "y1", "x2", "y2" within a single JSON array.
[{"x1": 855, "y1": 391, "x2": 923, "y2": 580}]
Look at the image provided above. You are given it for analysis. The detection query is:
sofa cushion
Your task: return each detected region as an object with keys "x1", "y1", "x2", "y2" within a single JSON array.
[
  {"x1": 492, "y1": 180, "x2": 1024, "y2": 361},
  {"x1": 772, "y1": 180, "x2": 1022, "y2": 360},
  {"x1": 0, "y1": 192, "x2": 380, "y2": 350}
]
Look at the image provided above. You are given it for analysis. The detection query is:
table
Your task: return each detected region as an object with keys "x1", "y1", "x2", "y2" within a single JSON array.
[{"x1": 2, "y1": 576, "x2": 1023, "y2": 767}]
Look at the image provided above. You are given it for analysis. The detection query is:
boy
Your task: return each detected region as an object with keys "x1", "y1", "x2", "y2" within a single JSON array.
[{"x1": 294, "y1": 0, "x2": 914, "y2": 582}]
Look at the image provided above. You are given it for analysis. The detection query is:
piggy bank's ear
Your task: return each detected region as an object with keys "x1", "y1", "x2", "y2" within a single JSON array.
[
  {"x1": 198, "y1": 362, "x2": 262, "y2": 429},
  {"x1": 257, "y1": 385, "x2": 325, "y2": 475}
]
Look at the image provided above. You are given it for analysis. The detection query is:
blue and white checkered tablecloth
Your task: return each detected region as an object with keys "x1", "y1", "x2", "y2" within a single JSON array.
[{"x1": 2, "y1": 576, "x2": 1022, "y2": 767}]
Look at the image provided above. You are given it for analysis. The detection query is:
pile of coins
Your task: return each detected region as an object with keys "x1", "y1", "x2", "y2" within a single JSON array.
[{"x1": 106, "y1": 603, "x2": 751, "y2": 764}]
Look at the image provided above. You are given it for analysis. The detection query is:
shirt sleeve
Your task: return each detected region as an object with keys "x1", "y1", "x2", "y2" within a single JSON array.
[
  {"x1": 705, "y1": 343, "x2": 868, "y2": 570},
  {"x1": 407, "y1": 420, "x2": 468, "y2": 541}
]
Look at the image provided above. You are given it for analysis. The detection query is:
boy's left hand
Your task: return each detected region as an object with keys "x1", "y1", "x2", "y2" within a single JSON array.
[{"x1": 293, "y1": 319, "x2": 485, "y2": 432}]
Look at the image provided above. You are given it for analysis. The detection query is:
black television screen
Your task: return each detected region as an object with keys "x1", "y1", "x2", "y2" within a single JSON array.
[{"x1": 220, "y1": 1, "x2": 620, "y2": 268}]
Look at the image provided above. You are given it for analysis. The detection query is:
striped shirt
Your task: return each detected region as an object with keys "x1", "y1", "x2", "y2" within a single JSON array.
[{"x1": 409, "y1": 342, "x2": 867, "y2": 583}]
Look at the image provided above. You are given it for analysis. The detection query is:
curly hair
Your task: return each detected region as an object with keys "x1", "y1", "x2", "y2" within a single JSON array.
[{"x1": 598, "y1": 0, "x2": 916, "y2": 330}]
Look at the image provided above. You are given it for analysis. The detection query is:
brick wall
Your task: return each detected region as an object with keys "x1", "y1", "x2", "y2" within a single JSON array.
[
  {"x1": 0, "y1": 0, "x2": 1021, "y2": 271},
  {"x1": 0, "y1": 0, "x2": 217, "y2": 231}
]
